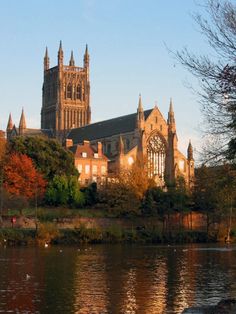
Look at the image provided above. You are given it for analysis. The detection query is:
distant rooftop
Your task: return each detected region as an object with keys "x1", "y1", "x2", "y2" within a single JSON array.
[{"x1": 68, "y1": 109, "x2": 153, "y2": 144}]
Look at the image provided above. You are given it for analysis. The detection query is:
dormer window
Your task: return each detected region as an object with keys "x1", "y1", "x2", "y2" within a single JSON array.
[{"x1": 82, "y1": 152, "x2": 87, "y2": 158}]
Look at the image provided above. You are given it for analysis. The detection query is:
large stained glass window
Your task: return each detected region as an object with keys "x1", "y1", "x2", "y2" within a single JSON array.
[{"x1": 147, "y1": 134, "x2": 166, "y2": 181}]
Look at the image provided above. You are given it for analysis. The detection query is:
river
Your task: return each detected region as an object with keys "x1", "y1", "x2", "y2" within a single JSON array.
[{"x1": 0, "y1": 244, "x2": 236, "y2": 314}]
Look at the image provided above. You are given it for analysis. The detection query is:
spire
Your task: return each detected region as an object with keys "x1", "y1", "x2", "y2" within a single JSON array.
[
  {"x1": 84, "y1": 44, "x2": 89, "y2": 68},
  {"x1": 44, "y1": 46, "x2": 50, "y2": 71},
  {"x1": 69, "y1": 50, "x2": 75, "y2": 66},
  {"x1": 169, "y1": 97, "x2": 174, "y2": 113},
  {"x1": 137, "y1": 94, "x2": 145, "y2": 130},
  {"x1": 59, "y1": 40, "x2": 62, "y2": 51},
  {"x1": 7, "y1": 113, "x2": 13, "y2": 131},
  {"x1": 119, "y1": 135, "x2": 124, "y2": 155},
  {"x1": 167, "y1": 97, "x2": 176, "y2": 130},
  {"x1": 187, "y1": 140, "x2": 194, "y2": 160},
  {"x1": 138, "y1": 93, "x2": 143, "y2": 111},
  {"x1": 19, "y1": 108, "x2": 26, "y2": 134},
  {"x1": 58, "y1": 40, "x2": 64, "y2": 66}
]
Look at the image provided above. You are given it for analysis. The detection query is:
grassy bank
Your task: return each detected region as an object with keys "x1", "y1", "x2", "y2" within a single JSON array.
[
  {"x1": 0, "y1": 223, "x2": 210, "y2": 246},
  {"x1": 5, "y1": 207, "x2": 117, "y2": 221}
]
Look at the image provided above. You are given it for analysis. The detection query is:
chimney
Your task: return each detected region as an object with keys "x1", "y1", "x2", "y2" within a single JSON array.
[
  {"x1": 83, "y1": 140, "x2": 90, "y2": 146},
  {"x1": 66, "y1": 139, "x2": 73, "y2": 148},
  {"x1": 97, "y1": 142, "x2": 102, "y2": 157}
]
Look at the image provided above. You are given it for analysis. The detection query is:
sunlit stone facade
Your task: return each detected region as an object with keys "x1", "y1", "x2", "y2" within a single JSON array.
[
  {"x1": 68, "y1": 95, "x2": 194, "y2": 187},
  {"x1": 6, "y1": 43, "x2": 194, "y2": 187},
  {"x1": 41, "y1": 42, "x2": 91, "y2": 139}
]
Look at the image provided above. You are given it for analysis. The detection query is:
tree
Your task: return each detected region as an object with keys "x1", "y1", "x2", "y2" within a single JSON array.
[
  {"x1": 98, "y1": 180, "x2": 141, "y2": 215},
  {"x1": 0, "y1": 136, "x2": 6, "y2": 219},
  {"x1": 119, "y1": 158, "x2": 155, "y2": 200},
  {"x1": 81, "y1": 182, "x2": 98, "y2": 206},
  {"x1": 193, "y1": 164, "x2": 236, "y2": 239},
  {"x1": 193, "y1": 166, "x2": 222, "y2": 234},
  {"x1": 3, "y1": 153, "x2": 47, "y2": 201},
  {"x1": 0, "y1": 135, "x2": 6, "y2": 165},
  {"x1": 7, "y1": 136, "x2": 78, "y2": 180},
  {"x1": 215, "y1": 164, "x2": 236, "y2": 241},
  {"x1": 45, "y1": 175, "x2": 85, "y2": 207},
  {"x1": 176, "y1": 0, "x2": 236, "y2": 162}
]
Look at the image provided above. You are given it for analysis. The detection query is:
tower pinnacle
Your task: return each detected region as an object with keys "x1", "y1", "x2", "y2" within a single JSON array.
[
  {"x1": 7, "y1": 113, "x2": 13, "y2": 131},
  {"x1": 19, "y1": 108, "x2": 26, "y2": 135},
  {"x1": 69, "y1": 50, "x2": 75, "y2": 66},
  {"x1": 137, "y1": 94, "x2": 145, "y2": 130},
  {"x1": 187, "y1": 140, "x2": 194, "y2": 160},
  {"x1": 84, "y1": 44, "x2": 89, "y2": 67},
  {"x1": 58, "y1": 40, "x2": 64, "y2": 66},
  {"x1": 44, "y1": 46, "x2": 50, "y2": 71},
  {"x1": 167, "y1": 98, "x2": 176, "y2": 131}
]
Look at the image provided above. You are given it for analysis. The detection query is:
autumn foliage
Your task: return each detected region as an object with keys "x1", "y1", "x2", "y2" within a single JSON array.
[{"x1": 3, "y1": 153, "x2": 47, "y2": 200}]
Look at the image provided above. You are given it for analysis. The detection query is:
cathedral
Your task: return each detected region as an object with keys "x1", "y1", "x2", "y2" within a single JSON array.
[
  {"x1": 41, "y1": 41, "x2": 91, "y2": 138},
  {"x1": 6, "y1": 42, "x2": 194, "y2": 187}
]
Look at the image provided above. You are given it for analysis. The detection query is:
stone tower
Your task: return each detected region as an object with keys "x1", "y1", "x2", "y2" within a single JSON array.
[{"x1": 41, "y1": 41, "x2": 91, "y2": 138}]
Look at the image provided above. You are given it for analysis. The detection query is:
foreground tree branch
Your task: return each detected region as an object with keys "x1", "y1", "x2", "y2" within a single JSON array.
[{"x1": 175, "y1": 0, "x2": 236, "y2": 163}]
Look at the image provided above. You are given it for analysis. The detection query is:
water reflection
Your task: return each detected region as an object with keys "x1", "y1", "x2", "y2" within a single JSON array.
[
  {"x1": 0, "y1": 244, "x2": 236, "y2": 314},
  {"x1": 74, "y1": 248, "x2": 109, "y2": 313}
]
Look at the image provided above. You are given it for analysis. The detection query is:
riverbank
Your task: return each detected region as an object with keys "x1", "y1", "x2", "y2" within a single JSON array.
[
  {"x1": 0, "y1": 224, "x2": 210, "y2": 246},
  {"x1": 0, "y1": 207, "x2": 234, "y2": 246}
]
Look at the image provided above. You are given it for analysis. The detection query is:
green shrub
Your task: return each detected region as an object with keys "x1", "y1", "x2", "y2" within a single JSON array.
[{"x1": 45, "y1": 175, "x2": 85, "y2": 207}]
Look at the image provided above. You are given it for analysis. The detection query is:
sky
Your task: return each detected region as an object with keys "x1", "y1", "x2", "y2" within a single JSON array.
[{"x1": 0, "y1": 0, "x2": 209, "y2": 160}]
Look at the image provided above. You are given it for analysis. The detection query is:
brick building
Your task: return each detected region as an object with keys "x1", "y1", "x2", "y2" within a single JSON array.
[{"x1": 67, "y1": 140, "x2": 108, "y2": 185}]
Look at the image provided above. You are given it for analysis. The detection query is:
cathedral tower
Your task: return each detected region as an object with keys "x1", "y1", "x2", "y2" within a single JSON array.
[{"x1": 41, "y1": 42, "x2": 91, "y2": 138}]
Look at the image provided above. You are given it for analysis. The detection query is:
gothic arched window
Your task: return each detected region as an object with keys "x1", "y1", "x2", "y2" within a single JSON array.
[
  {"x1": 67, "y1": 84, "x2": 72, "y2": 99},
  {"x1": 147, "y1": 134, "x2": 166, "y2": 181},
  {"x1": 76, "y1": 85, "x2": 81, "y2": 99}
]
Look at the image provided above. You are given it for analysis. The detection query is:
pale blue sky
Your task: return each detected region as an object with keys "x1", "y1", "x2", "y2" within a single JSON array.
[{"x1": 0, "y1": 0, "x2": 208, "y2": 158}]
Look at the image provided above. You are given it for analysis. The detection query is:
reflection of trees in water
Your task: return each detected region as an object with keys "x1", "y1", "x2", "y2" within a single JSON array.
[
  {"x1": 171, "y1": 250, "x2": 196, "y2": 313},
  {"x1": 107, "y1": 248, "x2": 168, "y2": 313},
  {"x1": 121, "y1": 268, "x2": 137, "y2": 314},
  {"x1": 1, "y1": 246, "x2": 236, "y2": 313},
  {"x1": 142, "y1": 257, "x2": 168, "y2": 313},
  {"x1": 74, "y1": 247, "x2": 109, "y2": 313}
]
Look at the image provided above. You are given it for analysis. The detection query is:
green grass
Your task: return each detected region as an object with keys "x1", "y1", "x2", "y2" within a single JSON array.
[{"x1": 5, "y1": 206, "x2": 119, "y2": 221}]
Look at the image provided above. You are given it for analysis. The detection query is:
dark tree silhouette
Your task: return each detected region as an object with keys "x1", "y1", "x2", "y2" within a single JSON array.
[{"x1": 176, "y1": 0, "x2": 236, "y2": 163}]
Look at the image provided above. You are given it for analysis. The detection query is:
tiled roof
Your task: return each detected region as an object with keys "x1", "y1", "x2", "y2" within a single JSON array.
[
  {"x1": 13, "y1": 128, "x2": 54, "y2": 138},
  {"x1": 69, "y1": 143, "x2": 108, "y2": 160},
  {"x1": 68, "y1": 109, "x2": 153, "y2": 144}
]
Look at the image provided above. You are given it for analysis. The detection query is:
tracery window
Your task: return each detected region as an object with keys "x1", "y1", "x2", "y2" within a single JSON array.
[
  {"x1": 147, "y1": 134, "x2": 166, "y2": 181},
  {"x1": 76, "y1": 85, "x2": 81, "y2": 99},
  {"x1": 67, "y1": 84, "x2": 72, "y2": 99}
]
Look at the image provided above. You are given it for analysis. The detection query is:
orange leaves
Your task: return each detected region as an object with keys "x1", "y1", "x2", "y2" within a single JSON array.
[{"x1": 3, "y1": 153, "x2": 47, "y2": 200}]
